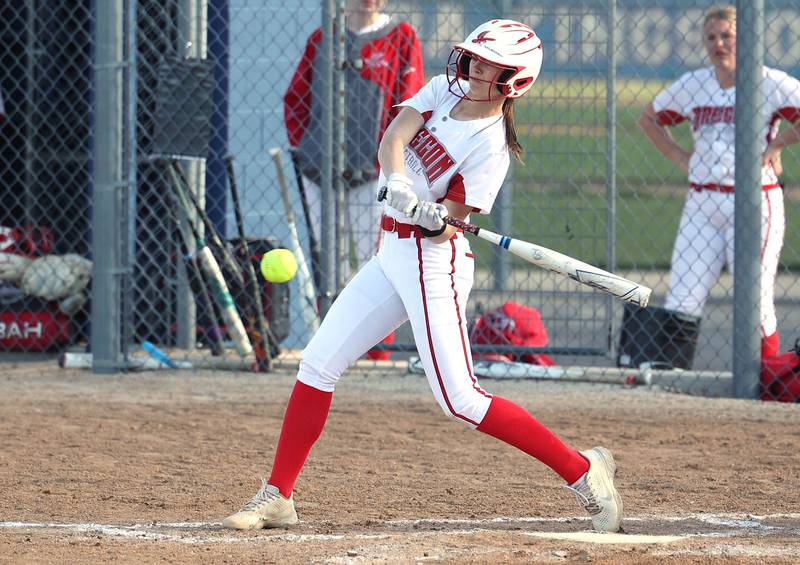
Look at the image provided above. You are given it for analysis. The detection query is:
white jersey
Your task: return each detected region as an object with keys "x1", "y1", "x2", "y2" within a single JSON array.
[
  {"x1": 378, "y1": 74, "x2": 510, "y2": 219},
  {"x1": 653, "y1": 65, "x2": 800, "y2": 186}
]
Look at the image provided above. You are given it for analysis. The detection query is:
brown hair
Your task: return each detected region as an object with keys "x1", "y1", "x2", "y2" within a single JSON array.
[
  {"x1": 503, "y1": 98, "x2": 523, "y2": 162},
  {"x1": 704, "y1": 5, "x2": 736, "y2": 28}
]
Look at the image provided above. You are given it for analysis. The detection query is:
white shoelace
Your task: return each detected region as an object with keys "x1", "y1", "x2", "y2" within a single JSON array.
[
  {"x1": 564, "y1": 476, "x2": 601, "y2": 515},
  {"x1": 241, "y1": 478, "x2": 281, "y2": 512}
]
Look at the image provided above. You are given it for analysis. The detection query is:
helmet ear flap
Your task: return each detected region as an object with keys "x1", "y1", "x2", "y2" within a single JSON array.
[{"x1": 497, "y1": 69, "x2": 514, "y2": 94}]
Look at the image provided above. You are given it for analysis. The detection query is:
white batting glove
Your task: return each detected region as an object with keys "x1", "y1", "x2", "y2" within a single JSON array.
[
  {"x1": 380, "y1": 173, "x2": 418, "y2": 216},
  {"x1": 410, "y1": 201, "x2": 447, "y2": 232}
]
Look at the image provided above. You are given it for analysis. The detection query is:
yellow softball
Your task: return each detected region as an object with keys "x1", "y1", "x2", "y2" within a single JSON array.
[{"x1": 260, "y1": 248, "x2": 297, "y2": 283}]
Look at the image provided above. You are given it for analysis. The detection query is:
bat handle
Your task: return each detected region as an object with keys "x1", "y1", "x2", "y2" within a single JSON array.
[
  {"x1": 442, "y1": 215, "x2": 479, "y2": 235},
  {"x1": 376, "y1": 185, "x2": 387, "y2": 202}
]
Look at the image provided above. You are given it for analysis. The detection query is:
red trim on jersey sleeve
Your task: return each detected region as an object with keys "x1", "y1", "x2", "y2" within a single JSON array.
[
  {"x1": 443, "y1": 173, "x2": 483, "y2": 212},
  {"x1": 420, "y1": 110, "x2": 433, "y2": 122},
  {"x1": 284, "y1": 29, "x2": 322, "y2": 147},
  {"x1": 656, "y1": 109, "x2": 687, "y2": 126},
  {"x1": 776, "y1": 107, "x2": 800, "y2": 123},
  {"x1": 446, "y1": 173, "x2": 466, "y2": 203}
]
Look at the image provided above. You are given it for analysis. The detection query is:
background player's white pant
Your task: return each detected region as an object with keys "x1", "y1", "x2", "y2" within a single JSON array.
[
  {"x1": 665, "y1": 187, "x2": 785, "y2": 337},
  {"x1": 298, "y1": 230, "x2": 492, "y2": 427},
  {"x1": 303, "y1": 176, "x2": 382, "y2": 279}
]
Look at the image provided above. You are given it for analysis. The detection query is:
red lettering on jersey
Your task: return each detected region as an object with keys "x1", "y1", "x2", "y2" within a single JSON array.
[
  {"x1": 408, "y1": 127, "x2": 455, "y2": 184},
  {"x1": 691, "y1": 105, "x2": 735, "y2": 130}
]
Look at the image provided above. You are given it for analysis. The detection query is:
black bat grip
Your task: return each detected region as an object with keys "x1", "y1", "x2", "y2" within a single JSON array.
[
  {"x1": 442, "y1": 215, "x2": 480, "y2": 235},
  {"x1": 377, "y1": 185, "x2": 387, "y2": 202}
]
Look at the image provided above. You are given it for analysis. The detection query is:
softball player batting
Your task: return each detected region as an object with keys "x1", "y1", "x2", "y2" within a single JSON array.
[
  {"x1": 224, "y1": 20, "x2": 623, "y2": 533},
  {"x1": 639, "y1": 5, "x2": 800, "y2": 360}
]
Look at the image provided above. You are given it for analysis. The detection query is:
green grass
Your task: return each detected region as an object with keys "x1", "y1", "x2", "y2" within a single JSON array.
[{"x1": 468, "y1": 77, "x2": 800, "y2": 269}]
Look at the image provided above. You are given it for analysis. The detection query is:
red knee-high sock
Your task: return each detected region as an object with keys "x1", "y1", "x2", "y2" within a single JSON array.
[
  {"x1": 762, "y1": 332, "x2": 780, "y2": 359},
  {"x1": 477, "y1": 396, "x2": 589, "y2": 484},
  {"x1": 268, "y1": 381, "x2": 333, "y2": 497}
]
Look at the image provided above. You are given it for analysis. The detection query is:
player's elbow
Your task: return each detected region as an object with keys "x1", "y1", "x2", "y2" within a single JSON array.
[
  {"x1": 637, "y1": 109, "x2": 652, "y2": 132},
  {"x1": 637, "y1": 105, "x2": 660, "y2": 135}
]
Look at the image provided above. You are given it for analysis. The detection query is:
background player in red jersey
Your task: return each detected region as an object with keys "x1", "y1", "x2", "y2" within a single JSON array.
[
  {"x1": 224, "y1": 19, "x2": 623, "y2": 534},
  {"x1": 284, "y1": 0, "x2": 424, "y2": 276},
  {"x1": 639, "y1": 5, "x2": 800, "y2": 360},
  {"x1": 284, "y1": 0, "x2": 424, "y2": 359}
]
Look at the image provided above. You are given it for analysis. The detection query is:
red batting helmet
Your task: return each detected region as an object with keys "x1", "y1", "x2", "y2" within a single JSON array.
[{"x1": 446, "y1": 19, "x2": 543, "y2": 100}]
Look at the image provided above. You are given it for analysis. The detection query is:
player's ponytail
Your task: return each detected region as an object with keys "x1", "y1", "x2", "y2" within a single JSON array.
[{"x1": 503, "y1": 98, "x2": 524, "y2": 162}]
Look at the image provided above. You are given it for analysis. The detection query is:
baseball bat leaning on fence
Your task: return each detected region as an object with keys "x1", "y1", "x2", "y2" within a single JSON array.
[
  {"x1": 376, "y1": 189, "x2": 651, "y2": 307},
  {"x1": 224, "y1": 154, "x2": 273, "y2": 372},
  {"x1": 166, "y1": 165, "x2": 254, "y2": 357},
  {"x1": 269, "y1": 147, "x2": 321, "y2": 333},
  {"x1": 163, "y1": 171, "x2": 226, "y2": 356},
  {"x1": 170, "y1": 160, "x2": 245, "y2": 288},
  {"x1": 287, "y1": 146, "x2": 322, "y2": 291}
]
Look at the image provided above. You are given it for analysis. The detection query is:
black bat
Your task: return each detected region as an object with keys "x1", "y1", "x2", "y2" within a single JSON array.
[
  {"x1": 224, "y1": 154, "x2": 273, "y2": 372},
  {"x1": 166, "y1": 163, "x2": 254, "y2": 358},
  {"x1": 161, "y1": 165, "x2": 225, "y2": 356},
  {"x1": 288, "y1": 147, "x2": 321, "y2": 291},
  {"x1": 170, "y1": 161, "x2": 244, "y2": 288}
]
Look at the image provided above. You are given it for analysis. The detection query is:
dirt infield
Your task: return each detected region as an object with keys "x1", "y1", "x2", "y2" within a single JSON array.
[{"x1": 1, "y1": 360, "x2": 799, "y2": 564}]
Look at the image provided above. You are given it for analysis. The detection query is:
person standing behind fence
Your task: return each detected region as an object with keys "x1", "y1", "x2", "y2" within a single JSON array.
[
  {"x1": 638, "y1": 5, "x2": 800, "y2": 360},
  {"x1": 224, "y1": 19, "x2": 623, "y2": 534},
  {"x1": 284, "y1": 0, "x2": 424, "y2": 276},
  {"x1": 284, "y1": 0, "x2": 424, "y2": 360}
]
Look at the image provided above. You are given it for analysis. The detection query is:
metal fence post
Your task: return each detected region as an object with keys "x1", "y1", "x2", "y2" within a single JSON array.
[
  {"x1": 733, "y1": 0, "x2": 764, "y2": 399},
  {"x1": 492, "y1": 0, "x2": 514, "y2": 291},
  {"x1": 605, "y1": 0, "x2": 618, "y2": 356},
  {"x1": 334, "y1": 0, "x2": 346, "y2": 293},
  {"x1": 92, "y1": 0, "x2": 125, "y2": 373},
  {"x1": 319, "y1": 0, "x2": 335, "y2": 316}
]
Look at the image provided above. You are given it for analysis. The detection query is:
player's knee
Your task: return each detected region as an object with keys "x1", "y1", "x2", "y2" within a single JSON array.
[
  {"x1": 435, "y1": 389, "x2": 491, "y2": 427},
  {"x1": 296, "y1": 359, "x2": 340, "y2": 392}
]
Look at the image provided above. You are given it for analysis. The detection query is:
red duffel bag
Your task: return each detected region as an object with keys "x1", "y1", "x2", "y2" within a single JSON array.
[
  {"x1": 469, "y1": 301, "x2": 554, "y2": 366},
  {"x1": 760, "y1": 338, "x2": 800, "y2": 402}
]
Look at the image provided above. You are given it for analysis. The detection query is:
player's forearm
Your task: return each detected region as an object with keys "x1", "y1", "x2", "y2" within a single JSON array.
[
  {"x1": 377, "y1": 132, "x2": 407, "y2": 177},
  {"x1": 768, "y1": 121, "x2": 800, "y2": 151},
  {"x1": 638, "y1": 111, "x2": 690, "y2": 172}
]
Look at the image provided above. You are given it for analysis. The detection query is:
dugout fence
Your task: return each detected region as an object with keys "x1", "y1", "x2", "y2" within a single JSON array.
[{"x1": 0, "y1": 0, "x2": 798, "y2": 401}]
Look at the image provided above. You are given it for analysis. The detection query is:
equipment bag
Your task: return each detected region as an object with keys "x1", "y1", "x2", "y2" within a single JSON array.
[
  {"x1": 0, "y1": 284, "x2": 69, "y2": 351},
  {"x1": 617, "y1": 304, "x2": 700, "y2": 370},
  {"x1": 760, "y1": 338, "x2": 800, "y2": 403},
  {"x1": 469, "y1": 301, "x2": 554, "y2": 366}
]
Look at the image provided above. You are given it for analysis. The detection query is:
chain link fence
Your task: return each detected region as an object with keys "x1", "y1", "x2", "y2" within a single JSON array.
[{"x1": 1, "y1": 0, "x2": 798, "y2": 401}]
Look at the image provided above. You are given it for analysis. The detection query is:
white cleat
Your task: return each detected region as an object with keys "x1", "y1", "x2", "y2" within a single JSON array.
[
  {"x1": 565, "y1": 446, "x2": 623, "y2": 532},
  {"x1": 222, "y1": 479, "x2": 299, "y2": 530}
]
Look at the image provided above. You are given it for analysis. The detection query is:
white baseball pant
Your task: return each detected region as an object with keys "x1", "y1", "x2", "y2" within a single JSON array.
[
  {"x1": 665, "y1": 187, "x2": 785, "y2": 337},
  {"x1": 297, "y1": 228, "x2": 492, "y2": 427}
]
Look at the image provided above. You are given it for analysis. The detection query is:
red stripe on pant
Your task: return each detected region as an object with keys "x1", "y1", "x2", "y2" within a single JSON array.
[
  {"x1": 416, "y1": 238, "x2": 485, "y2": 426},
  {"x1": 447, "y1": 238, "x2": 490, "y2": 399}
]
